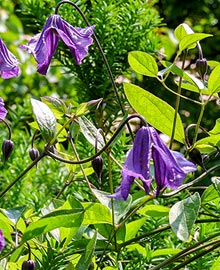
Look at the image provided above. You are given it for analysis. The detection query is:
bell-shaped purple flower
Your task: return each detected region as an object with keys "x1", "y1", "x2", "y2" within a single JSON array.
[
  {"x1": 0, "y1": 39, "x2": 20, "y2": 79},
  {"x1": 0, "y1": 98, "x2": 7, "y2": 120},
  {"x1": 0, "y1": 229, "x2": 6, "y2": 251},
  {"x1": 109, "y1": 127, "x2": 152, "y2": 200},
  {"x1": 20, "y1": 14, "x2": 95, "y2": 75},
  {"x1": 110, "y1": 126, "x2": 197, "y2": 200}
]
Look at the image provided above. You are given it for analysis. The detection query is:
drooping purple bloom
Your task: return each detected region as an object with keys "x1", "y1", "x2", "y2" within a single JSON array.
[
  {"x1": 0, "y1": 39, "x2": 20, "y2": 79},
  {"x1": 20, "y1": 14, "x2": 95, "y2": 75},
  {"x1": 0, "y1": 98, "x2": 7, "y2": 119},
  {"x1": 110, "y1": 127, "x2": 152, "y2": 200},
  {"x1": 110, "y1": 126, "x2": 197, "y2": 200},
  {"x1": 0, "y1": 229, "x2": 6, "y2": 251}
]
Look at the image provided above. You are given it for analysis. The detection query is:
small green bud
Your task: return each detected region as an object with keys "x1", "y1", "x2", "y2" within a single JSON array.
[
  {"x1": 29, "y1": 148, "x2": 40, "y2": 161},
  {"x1": 21, "y1": 260, "x2": 36, "y2": 270},
  {"x1": 2, "y1": 139, "x2": 14, "y2": 162},
  {"x1": 196, "y1": 58, "x2": 208, "y2": 80},
  {"x1": 92, "y1": 156, "x2": 104, "y2": 180}
]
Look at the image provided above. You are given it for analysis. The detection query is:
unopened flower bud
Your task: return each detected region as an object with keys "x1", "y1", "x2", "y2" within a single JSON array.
[
  {"x1": 189, "y1": 148, "x2": 205, "y2": 169},
  {"x1": 2, "y1": 139, "x2": 14, "y2": 162},
  {"x1": 92, "y1": 156, "x2": 104, "y2": 180},
  {"x1": 22, "y1": 260, "x2": 36, "y2": 270},
  {"x1": 29, "y1": 148, "x2": 40, "y2": 161},
  {"x1": 196, "y1": 58, "x2": 208, "y2": 80}
]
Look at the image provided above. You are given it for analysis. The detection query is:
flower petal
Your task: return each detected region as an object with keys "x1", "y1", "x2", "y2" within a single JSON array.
[
  {"x1": 0, "y1": 39, "x2": 20, "y2": 79},
  {"x1": 0, "y1": 98, "x2": 7, "y2": 119},
  {"x1": 20, "y1": 14, "x2": 94, "y2": 74}
]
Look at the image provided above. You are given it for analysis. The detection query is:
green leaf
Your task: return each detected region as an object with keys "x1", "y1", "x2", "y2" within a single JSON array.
[
  {"x1": 82, "y1": 202, "x2": 112, "y2": 225},
  {"x1": 124, "y1": 83, "x2": 184, "y2": 143},
  {"x1": 128, "y1": 51, "x2": 158, "y2": 77},
  {"x1": 151, "y1": 248, "x2": 181, "y2": 258},
  {"x1": 41, "y1": 96, "x2": 67, "y2": 119},
  {"x1": 169, "y1": 192, "x2": 201, "y2": 241},
  {"x1": 78, "y1": 116, "x2": 105, "y2": 150},
  {"x1": 0, "y1": 219, "x2": 12, "y2": 242},
  {"x1": 195, "y1": 134, "x2": 220, "y2": 153},
  {"x1": 208, "y1": 64, "x2": 220, "y2": 94},
  {"x1": 2, "y1": 205, "x2": 27, "y2": 225},
  {"x1": 59, "y1": 196, "x2": 84, "y2": 247},
  {"x1": 211, "y1": 256, "x2": 220, "y2": 270},
  {"x1": 138, "y1": 205, "x2": 170, "y2": 218},
  {"x1": 21, "y1": 209, "x2": 84, "y2": 243},
  {"x1": 211, "y1": 177, "x2": 220, "y2": 196},
  {"x1": 174, "y1": 23, "x2": 194, "y2": 42},
  {"x1": 209, "y1": 119, "x2": 220, "y2": 135},
  {"x1": 31, "y1": 98, "x2": 57, "y2": 142},
  {"x1": 201, "y1": 184, "x2": 220, "y2": 204},
  {"x1": 179, "y1": 33, "x2": 212, "y2": 52},
  {"x1": 125, "y1": 217, "x2": 146, "y2": 241},
  {"x1": 75, "y1": 231, "x2": 97, "y2": 270},
  {"x1": 92, "y1": 189, "x2": 132, "y2": 224}
]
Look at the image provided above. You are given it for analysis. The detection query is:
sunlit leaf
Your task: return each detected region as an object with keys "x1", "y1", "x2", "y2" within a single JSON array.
[
  {"x1": 82, "y1": 202, "x2": 112, "y2": 225},
  {"x1": 128, "y1": 51, "x2": 158, "y2": 77},
  {"x1": 138, "y1": 205, "x2": 170, "y2": 218},
  {"x1": 201, "y1": 184, "x2": 220, "y2": 204},
  {"x1": 92, "y1": 189, "x2": 132, "y2": 224},
  {"x1": 174, "y1": 23, "x2": 194, "y2": 42},
  {"x1": 179, "y1": 33, "x2": 212, "y2": 52},
  {"x1": 124, "y1": 83, "x2": 184, "y2": 143},
  {"x1": 21, "y1": 209, "x2": 84, "y2": 243},
  {"x1": 208, "y1": 64, "x2": 220, "y2": 94},
  {"x1": 41, "y1": 96, "x2": 67, "y2": 119}
]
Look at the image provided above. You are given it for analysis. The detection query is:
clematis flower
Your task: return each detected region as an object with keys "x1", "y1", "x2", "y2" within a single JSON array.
[
  {"x1": 0, "y1": 97, "x2": 7, "y2": 119},
  {"x1": 0, "y1": 229, "x2": 6, "y2": 251},
  {"x1": 110, "y1": 127, "x2": 152, "y2": 200},
  {"x1": 20, "y1": 14, "x2": 95, "y2": 75},
  {"x1": 0, "y1": 39, "x2": 20, "y2": 79},
  {"x1": 110, "y1": 126, "x2": 197, "y2": 200}
]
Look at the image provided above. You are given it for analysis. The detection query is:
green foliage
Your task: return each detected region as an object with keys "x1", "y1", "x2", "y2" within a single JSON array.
[
  {"x1": 124, "y1": 82, "x2": 184, "y2": 143},
  {"x1": 1, "y1": 1, "x2": 220, "y2": 270}
]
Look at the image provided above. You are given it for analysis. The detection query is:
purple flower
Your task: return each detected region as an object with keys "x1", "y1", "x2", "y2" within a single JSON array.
[
  {"x1": 0, "y1": 39, "x2": 20, "y2": 79},
  {"x1": 0, "y1": 229, "x2": 6, "y2": 251},
  {"x1": 0, "y1": 98, "x2": 7, "y2": 119},
  {"x1": 20, "y1": 14, "x2": 95, "y2": 75},
  {"x1": 110, "y1": 126, "x2": 197, "y2": 200}
]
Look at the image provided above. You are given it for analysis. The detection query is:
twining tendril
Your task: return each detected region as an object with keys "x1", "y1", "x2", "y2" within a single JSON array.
[{"x1": 46, "y1": 114, "x2": 147, "y2": 164}]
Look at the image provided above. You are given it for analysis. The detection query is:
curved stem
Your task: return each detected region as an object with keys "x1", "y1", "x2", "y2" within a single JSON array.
[
  {"x1": 170, "y1": 50, "x2": 187, "y2": 148},
  {"x1": 46, "y1": 114, "x2": 146, "y2": 165},
  {"x1": 55, "y1": 0, "x2": 133, "y2": 137},
  {"x1": 158, "y1": 79, "x2": 201, "y2": 105}
]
